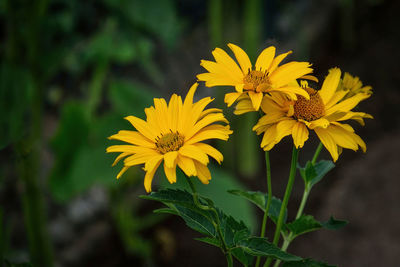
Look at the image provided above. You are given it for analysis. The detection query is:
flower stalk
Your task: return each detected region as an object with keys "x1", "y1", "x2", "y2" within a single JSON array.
[{"x1": 264, "y1": 147, "x2": 299, "y2": 267}]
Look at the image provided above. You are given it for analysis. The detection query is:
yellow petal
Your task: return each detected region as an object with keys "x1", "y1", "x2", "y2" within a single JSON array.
[
  {"x1": 143, "y1": 156, "x2": 163, "y2": 193},
  {"x1": 314, "y1": 127, "x2": 339, "y2": 162},
  {"x1": 125, "y1": 116, "x2": 157, "y2": 141},
  {"x1": 153, "y1": 98, "x2": 169, "y2": 133},
  {"x1": 179, "y1": 144, "x2": 209, "y2": 165},
  {"x1": 292, "y1": 122, "x2": 309, "y2": 148},
  {"x1": 268, "y1": 86, "x2": 309, "y2": 100},
  {"x1": 185, "y1": 125, "x2": 232, "y2": 145},
  {"x1": 308, "y1": 118, "x2": 330, "y2": 129},
  {"x1": 224, "y1": 92, "x2": 243, "y2": 107},
  {"x1": 212, "y1": 47, "x2": 245, "y2": 78},
  {"x1": 163, "y1": 162, "x2": 177, "y2": 184},
  {"x1": 248, "y1": 91, "x2": 263, "y2": 110},
  {"x1": 326, "y1": 125, "x2": 359, "y2": 151},
  {"x1": 326, "y1": 93, "x2": 371, "y2": 115},
  {"x1": 194, "y1": 143, "x2": 224, "y2": 164},
  {"x1": 268, "y1": 51, "x2": 292, "y2": 72},
  {"x1": 200, "y1": 60, "x2": 243, "y2": 84},
  {"x1": 260, "y1": 124, "x2": 278, "y2": 150},
  {"x1": 234, "y1": 98, "x2": 256, "y2": 115},
  {"x1": 185, "y1": 113, "x2": 228, "y2": 140},
  {"x1": 112, "y1": 152, "x2": 130, "y2": 166},
  {"x1": 227, "y1": 43, "x2": 252, "y2": 74},
  {"x1": 177, "y1": 155, "x2": 197, "y2": 177},
  {"x1": 106, "y1": 145, "x2": 142, "y2": 153},
  {"x1": 319, "y1": 68, "x2": 341, "y2": 105},
  {"x1": 193, "y1": 160, "x2": 211, "y2": 184},
  {"x1": 275, "y1": 119, "x2": 297, "y2": 144},
  {"x1": 108, "y1": 130, "x2": 155, "y2": 148},
  {"x1": 164, "y1": 151, "x2": 178, "y2": 168},
  {"x1": 269, "y1": 62, "x2": 313, "y2": 88},
  {"x1": 116, "y1": 166, "x2": 129, "y2": 179},
  {"x1": 255, "y1": 46, "x2": 276, "y2": 72},
  {"x1": 124, "y1": 149, "x2": 160, "y2": 166}
]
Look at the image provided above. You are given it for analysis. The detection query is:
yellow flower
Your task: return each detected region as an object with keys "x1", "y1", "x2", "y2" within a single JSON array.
[
  {"x1": 253, "y1": 68, "x2": 373, "y2": 161},
  {"x1": 197, "y1": 43, "x2": 316, "y2": 111},
  {"x1": 106, "y1": 83, "x2": 233, "y2": 192},
  {"x1": 338, "y1": 72, "x2": 373, "y2": 99}
]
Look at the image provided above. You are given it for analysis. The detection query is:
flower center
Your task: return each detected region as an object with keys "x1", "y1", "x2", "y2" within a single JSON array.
[
  {"x1": 155, "y1": 131, "x2": 184, "y2": 154},
  {"x1": 293, "y1": 87, "x2": 325, "y2": 121},
  {"x1": 243, "y1": 70, "x2": 271, "y2": 92}
]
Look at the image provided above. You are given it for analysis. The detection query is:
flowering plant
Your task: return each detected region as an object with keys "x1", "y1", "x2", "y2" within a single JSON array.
[{"x1": 107, "y1": 44, "x2": 372, "y2": 267}]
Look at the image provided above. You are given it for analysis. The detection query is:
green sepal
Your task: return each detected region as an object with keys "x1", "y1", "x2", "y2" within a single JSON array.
[
  {"x1": 228, "y1": 190, "x2": 287, "y2": 223},
  {"x1": 298, "y1": 160, "x2": 335, "y2": 188},
  {"x1": 237, "y1": 237, "x2": 301, "y2": 261},
  {"x1": 282, "y1": 258, "x2": 337, "y2": 267}
]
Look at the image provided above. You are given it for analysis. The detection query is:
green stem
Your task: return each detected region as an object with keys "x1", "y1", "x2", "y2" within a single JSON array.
[
  {"x1": 311, "y1": 142, "x2": 323, "y2": 165},
  {"x1": 272, "y1": 143, "x2": 323, "y2": 267},
  {"x1": 264, "y1": 147, "x2": 299, "y2": 267},
  {"x1": 255, "y1": 151, "x2": 272, "y2": 267},
  {"x1": 184, "y1": 176, "x2": 233, "y2": 267}
]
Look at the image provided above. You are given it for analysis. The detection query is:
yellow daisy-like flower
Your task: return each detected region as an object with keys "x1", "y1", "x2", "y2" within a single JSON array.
[
  {"x1": 106, "y1": 83, "x2": 233, "y2": 192},
  {"x1": 338, "y1": 72, "x2": 373, "y2": 99},
  {"x1": 197, "y1": 43, "x2": 315, "y2": 111},
  {"x1": 253, "y1": 68, "x2": 373, "y2": 161}
]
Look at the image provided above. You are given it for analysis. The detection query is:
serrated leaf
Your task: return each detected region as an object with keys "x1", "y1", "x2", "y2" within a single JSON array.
[
  {"x1": 228, "y1": 190, "x2": 287, "y2": 223},
  {"x1": 194, "y1": 237, "x2": 220, "y2": 247},
  {"x1": 237, "y1": 237, "x2": 301, "y2": 261},
  {"x1": 286, "y1": 215, "x2": 348, "y2": 239},
  {"x1": 231, "y1": 247, "x2": 254, "y2": 267},
  {"x1": 283, "y1": 258, "x2": 336, "y2": 267},
  {"x1": 172, "y1": 204, "x2": 216, "y2": 237},
  {"x1": 299, "y1": 160, "x2": 335, "y2": 188},
  {"x1": 161, "y1": 168, "x2": 256, "y2": 230},
  {"x1": 140, "y1": 189, "x2": 194, "y2": 206},
  {"x1": 234, "y1": 229, "x2": 250, "y2": 244},
  {"x1": 286, "y1": 215, "x2": 322, "y2": 238},
  {"x1": 219, "y1": 213, "x2": 250, "y2": 247},
  {"x1": 321, "y1": 217, "x2": 348, "y2": 230}
]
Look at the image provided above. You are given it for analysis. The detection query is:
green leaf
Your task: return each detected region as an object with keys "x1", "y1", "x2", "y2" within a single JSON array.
[
  {"x1": 171, "y1": 204, "x2": 216, "y2": 237},
  {"x1": 286, "y1": 215, "x2": 348, "y2": 239},
  {"x1": 141, "y1": 189, "x2": 217, "y2": 237},
  {"x1": 160, "y1": 167, "x2": 256, "y2": 230},
  {"x1": 299, "y1": 160, "x2": 335, "y2": 188},
  {"x1": 286, "y1": 215, "x2": 322, "y2": 238},
  {"x1": 282, "y1": 258, "x2": 336, "y2": 267},
  {"x1": 228, "y1": 190, "x2": 286, "y2": 223},
  {"x1": 140, "y1": 189, "x2": 195, "y2": 207},
  {"x1": 237, "y1": 237, "x2": 301, "y2": 261},
  {"x1": 321, "y1": 217, "x2": 348, "y2": 230},
  {"x1": 219, "y1": 213, "x2": 250, "y2": 247},
  {"x1": 231, "y1": 247, "x2": 254, "y2": 267},
  {"x1": 194, "y1": 237, "x2": 220, "y2": 247}
]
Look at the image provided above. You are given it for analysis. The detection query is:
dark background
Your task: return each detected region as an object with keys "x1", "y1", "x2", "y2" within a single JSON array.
[{"x1": 1, "y1": 0, "x2": 399, "y2": 266}]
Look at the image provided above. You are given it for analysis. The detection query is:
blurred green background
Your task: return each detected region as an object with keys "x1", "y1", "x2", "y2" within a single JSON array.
[{"x1": 1, "y1": 0, "x2": 399, "y2": 266}]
